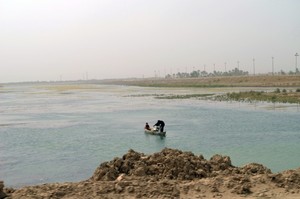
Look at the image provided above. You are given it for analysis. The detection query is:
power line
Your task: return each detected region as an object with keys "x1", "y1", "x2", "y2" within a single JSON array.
[{"x1": 253, "y1": 58, "x2": 255, "y2": 76}]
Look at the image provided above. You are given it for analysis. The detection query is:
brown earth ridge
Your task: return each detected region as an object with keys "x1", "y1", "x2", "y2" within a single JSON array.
[
  {"x1": 98, "y1": 75, "x2": 300, "y2": 87},
  {"x1": 2, "y1": 148, "x2": 300, "y2": 199}
]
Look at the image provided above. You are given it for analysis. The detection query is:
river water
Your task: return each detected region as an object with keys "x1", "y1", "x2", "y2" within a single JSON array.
[{"x1": 0, "y1": 83, "x2": 299, "y2": 187}]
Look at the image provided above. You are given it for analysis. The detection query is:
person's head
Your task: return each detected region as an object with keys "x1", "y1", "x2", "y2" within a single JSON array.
[{"x1": 146, "y1": 122, "x2": 148, "y2": 125}]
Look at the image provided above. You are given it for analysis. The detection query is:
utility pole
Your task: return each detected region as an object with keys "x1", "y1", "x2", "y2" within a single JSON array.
[
  {"x1": 213, "y1": 64, "x2": 216, "y2": 72},
  {"x1": 237, "y1": 61, "x2": 240, "y2": 70},
  {"x1": 272, "y1": 57, "x2": 274, "y2": 75},
  {"x1": 224, "y1": 62, "x2": 227, "y2": 72},
  {"x1": 295, "y1": 53, "x2": 299, "y2": 74},
  {"x1": 253, "y1": 58, "x2": 255, "y2": 76}
]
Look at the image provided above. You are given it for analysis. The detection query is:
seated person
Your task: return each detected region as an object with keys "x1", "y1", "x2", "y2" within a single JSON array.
[{"x1": 144, "y1": 122, "x2": 151, "y2": 130}]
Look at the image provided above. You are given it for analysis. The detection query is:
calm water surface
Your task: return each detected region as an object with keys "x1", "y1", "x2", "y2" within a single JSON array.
[{"x1": 0, "y1": 83, "x2": 299, "y2": 187}]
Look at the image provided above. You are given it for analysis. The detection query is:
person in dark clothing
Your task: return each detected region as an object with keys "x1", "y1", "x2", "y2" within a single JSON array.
[{"x1": 154, "y1": 120, "x2": 165, "y2": 132}]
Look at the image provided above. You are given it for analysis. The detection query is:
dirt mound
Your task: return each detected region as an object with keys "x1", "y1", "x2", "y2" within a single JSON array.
[
  {"x1": 91, "y1": 148, "x2": 235, "y2": 181},
  {"x1": 0, "y1": 181, "x2": 7, "y2": 199},
  {"x1": 91, "y1": 148, "x2": 271, "y2": 181},
  {"x1": 3, "y1": 148, "x2": 300, "y2": 199}
]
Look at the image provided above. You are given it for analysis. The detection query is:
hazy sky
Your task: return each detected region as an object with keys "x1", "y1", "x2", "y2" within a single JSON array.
[{"x1": 1, "y1": 0, "x2": 299, "y2": 83}]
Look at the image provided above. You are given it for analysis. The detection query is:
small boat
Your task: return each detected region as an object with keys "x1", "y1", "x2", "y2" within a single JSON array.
[{"x1": 144, "y1": 128, "x2": 166, "y2": 136}]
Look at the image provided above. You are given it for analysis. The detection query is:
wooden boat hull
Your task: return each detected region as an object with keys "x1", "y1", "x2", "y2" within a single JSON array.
[{"x1": 144, "y1": 129, "x2": 166, "y2": 136}]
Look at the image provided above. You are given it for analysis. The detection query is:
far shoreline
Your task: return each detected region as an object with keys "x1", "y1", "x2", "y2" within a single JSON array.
[
  {"x1": 2, "y1": 74, "x2": 300, "y2": 88},
  {"x1": 96, "y1": 75, "x2": 300, "y2": 104},
  {"x1": 96, "y1": 75, "x2": 300, "y2": 88}
]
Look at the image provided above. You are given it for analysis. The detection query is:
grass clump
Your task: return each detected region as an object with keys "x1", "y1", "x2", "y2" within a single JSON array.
[
  {"x1": 155, "y1": 93, "x2": 214, "y2": 99},
  {"x1": 274, "y1": 88, "x2": 281, "y2": 93},
  {"x1": 224, "y1": 90, "x2": 300, "y2": 104}
]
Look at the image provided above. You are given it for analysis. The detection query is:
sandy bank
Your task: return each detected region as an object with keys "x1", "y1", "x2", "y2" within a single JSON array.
[{"x1": 2, "y1": 148, "x2": 300, "y2": 199}]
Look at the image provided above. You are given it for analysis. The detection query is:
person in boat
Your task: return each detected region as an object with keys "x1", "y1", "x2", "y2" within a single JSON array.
[
  {"x1": 154, "y1": 120, "x2": 165, "y2": 132},
  {"x1": 144, "y1": 122, "x2": 151, "y2": 131}
]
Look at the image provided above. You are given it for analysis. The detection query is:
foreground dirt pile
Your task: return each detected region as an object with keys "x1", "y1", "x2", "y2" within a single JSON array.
[{"x1": 3, "y1": 148, "x2": 300, "y2": 198}]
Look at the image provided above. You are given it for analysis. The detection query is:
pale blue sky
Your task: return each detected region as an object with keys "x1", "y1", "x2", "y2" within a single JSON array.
[{"x1": 0, "y1": 0, "x2": 299, "y2": 82}]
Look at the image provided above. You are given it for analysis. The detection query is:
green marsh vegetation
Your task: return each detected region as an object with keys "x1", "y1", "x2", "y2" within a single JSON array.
[
  {"x1": 125, "y1": 93, "x2": 214, "y2": 99},
  {"x1": 155, "y1": 93, "x2": 214, "y2": 99},
  {"x1": 219, "y1": 88, "x2": 300, "y2": 104}
]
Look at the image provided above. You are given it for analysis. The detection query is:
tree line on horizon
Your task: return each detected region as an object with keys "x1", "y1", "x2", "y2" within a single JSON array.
[{"x1": 164, "y1": 68, "x2": 300, "y2": 78}]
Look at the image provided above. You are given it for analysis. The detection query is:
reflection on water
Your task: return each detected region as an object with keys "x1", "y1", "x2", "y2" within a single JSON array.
[{"x1": 0, "y1": 83, "x2": 299, "y2": 187}]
